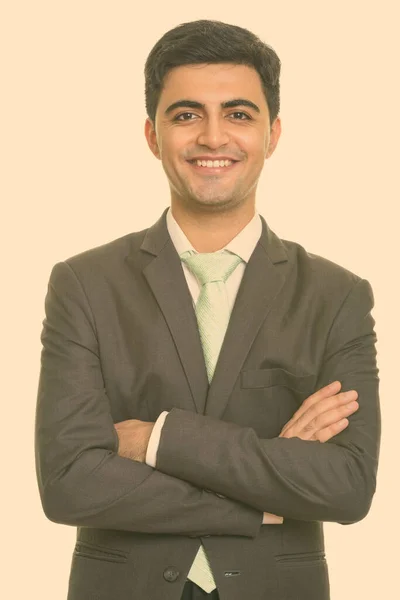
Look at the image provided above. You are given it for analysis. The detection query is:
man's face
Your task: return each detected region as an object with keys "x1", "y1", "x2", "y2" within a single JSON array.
[{"x1": 145, "y1": 63, "x2": 281, "y2": 214}]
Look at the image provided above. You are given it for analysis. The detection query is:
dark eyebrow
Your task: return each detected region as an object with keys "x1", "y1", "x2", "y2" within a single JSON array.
[{"x1": 164, "y1": 98, "x2": 261, "y2": 115}]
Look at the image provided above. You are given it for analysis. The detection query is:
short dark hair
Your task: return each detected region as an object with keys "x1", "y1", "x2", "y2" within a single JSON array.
[{"x1": 144, "y1": 20, "x2": 281, "y2": 128}]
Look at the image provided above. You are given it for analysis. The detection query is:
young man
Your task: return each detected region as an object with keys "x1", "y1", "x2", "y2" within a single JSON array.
[{"x1": 35, "y1": 20, "x2": 380, "y2": 600}]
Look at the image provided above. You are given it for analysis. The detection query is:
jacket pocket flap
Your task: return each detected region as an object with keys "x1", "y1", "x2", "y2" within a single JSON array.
[
  {"x1": 241, "y1": 368, "x2": 315, "y2": 392},
  {"x1": 74, "y1": 541, "x2": 128, "y2": 563}
]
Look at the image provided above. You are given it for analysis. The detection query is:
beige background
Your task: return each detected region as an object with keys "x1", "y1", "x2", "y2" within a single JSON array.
[{"x1": 2, "y1": 1, "x2": 399, "y2": 598}]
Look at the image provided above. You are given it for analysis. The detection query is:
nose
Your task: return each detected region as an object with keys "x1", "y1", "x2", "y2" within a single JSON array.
[{"x1": 196, "y1": 115, "x2": 230, "y2": 149}]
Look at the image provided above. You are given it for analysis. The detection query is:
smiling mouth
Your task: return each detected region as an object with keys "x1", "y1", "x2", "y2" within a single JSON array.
[{"x1": 187, "y1": 159, "x2": 239, "y2": 173}]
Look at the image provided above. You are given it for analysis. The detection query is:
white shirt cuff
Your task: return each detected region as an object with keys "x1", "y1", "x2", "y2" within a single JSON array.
[{"x1": 145, "y1": 411, "x2": 169, "y2": 467}]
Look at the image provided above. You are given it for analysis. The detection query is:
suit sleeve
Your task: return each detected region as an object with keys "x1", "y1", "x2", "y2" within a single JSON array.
[
  {"x1": 155, "y1": 278, "x2": 381, "y2": 524},
  {"x1": 34, "y1": 261, "x2": 263, "y2": 537}
]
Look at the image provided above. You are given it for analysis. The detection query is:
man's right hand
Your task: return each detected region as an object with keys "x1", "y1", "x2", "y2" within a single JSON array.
[{"x1": 262, "y1": 380, "x2": 359, "y2": 524}]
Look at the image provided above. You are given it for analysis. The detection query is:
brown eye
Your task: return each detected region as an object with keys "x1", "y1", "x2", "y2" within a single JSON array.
[
  {"x1": 229, "y1": 112, "x2": 251, "y2": 120},
  {"x1": 174, "y1": 112, "x2": 196, "y2": 121}
]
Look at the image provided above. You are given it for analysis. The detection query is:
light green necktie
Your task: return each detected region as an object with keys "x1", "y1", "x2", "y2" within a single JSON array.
[{"x1": 180, "y1": 249, "x2": 243, "y2": 592}]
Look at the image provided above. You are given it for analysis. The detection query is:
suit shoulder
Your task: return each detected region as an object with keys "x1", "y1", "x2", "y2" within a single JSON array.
[
  {"x1": 62, "y1": 228, "x2": 148, "y2": 271},
  {"x1": 280, "y1": 237, "x2": 368, "y2": 290},
  {"x1": 45, "y1": 228, "x2": 149, "y2": 290},
  {"x1": 275, "y1": 237, "x2": 375, "y2": 316}
]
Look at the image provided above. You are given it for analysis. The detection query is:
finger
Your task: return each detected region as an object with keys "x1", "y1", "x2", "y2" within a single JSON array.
[
  {"x1": 280, "y1": 381, "x2": 342, "y2": 434},
  {"x1": 290, "y1": 398, "x2": 359, "y2": 440},
  {"x1": 300, "y1": 380, "x2": 342, "y2": 412},
  {"x1": 282, "y1": 390, "x2": 358, "y2": 437},
  {"x1": 304, "y1": 388, "x2": 358, "y2": 415},
  {"x1": 314, "y1": 399, "x2": 359, "y2": 432},
  {"x1": 314, "y1": 418, "x2": 349, "y2": 443},
  {"x1": 281, "y1": 396, "x2": 358, "y2": 440}
]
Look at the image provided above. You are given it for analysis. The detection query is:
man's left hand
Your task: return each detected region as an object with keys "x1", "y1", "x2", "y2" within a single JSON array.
[{"x1": 114, "y1": 419, "x2": 155, "y2": 463}]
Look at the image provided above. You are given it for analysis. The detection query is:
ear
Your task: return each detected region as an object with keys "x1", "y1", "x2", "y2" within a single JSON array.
[
  {"x1": 265, "y1": 116, "x2": 282, "y2": 159},
  {"x1": 144, "y1": 118, "x2": 161, "y2": 159}
]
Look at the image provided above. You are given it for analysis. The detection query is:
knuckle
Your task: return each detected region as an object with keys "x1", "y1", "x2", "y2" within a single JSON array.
[
  {"x1": 309, "y1": 404, "x2": 322, "y2": 419},
  {"x1": 304, "y1": 419, "x2": 316, "y2": 432}
]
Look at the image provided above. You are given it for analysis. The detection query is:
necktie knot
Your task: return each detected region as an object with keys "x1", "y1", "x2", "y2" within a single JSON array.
[{"x1": 180, "y1": 250, "x2": 242, "y2": 286}]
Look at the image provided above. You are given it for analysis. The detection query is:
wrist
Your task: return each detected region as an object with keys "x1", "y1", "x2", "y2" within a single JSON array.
[{"x1": 142, "y1": 423, "x2": 155, "y2": 458}]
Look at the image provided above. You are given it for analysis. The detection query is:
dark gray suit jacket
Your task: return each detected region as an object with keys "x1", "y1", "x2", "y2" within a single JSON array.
[{"x1": 35, "y1": 208, "x2": 380, "y2": 600}]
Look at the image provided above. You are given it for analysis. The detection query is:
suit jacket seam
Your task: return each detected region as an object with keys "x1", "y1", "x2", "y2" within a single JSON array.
[
  {"x1": 320, "y1": 275, "x2": 364, "y2": 364},
  {"x1": 63, "y1": 260, "x2": 100, "y2": 343}
]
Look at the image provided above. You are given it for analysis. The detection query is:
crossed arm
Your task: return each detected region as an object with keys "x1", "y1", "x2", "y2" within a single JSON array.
[
  {"x1": 147, "y1": 275, "x2": 380, "y2": 525},
  {"x1": 35, "y1": 262, "x2": 263, "y2": 538},
  {"x1": 114, "y1": 380, "x2": 361, "y2": 524},
  {"x1": 35, "y1": 261, "x2": 380, "y2": 537}
]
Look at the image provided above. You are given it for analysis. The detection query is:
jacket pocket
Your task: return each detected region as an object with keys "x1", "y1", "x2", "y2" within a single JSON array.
[
  {"x1": 73, "y1": 541, "x2": 129, "y2": 564},
  {"x1": 241, "y1": 368, "x2": 315, "y2": 393},
  {"x1": 275, "y1": 552, "x2": 330, "y2": 600},
  {"x1": 274, "y1": 550, "x2": 326, "y2": 565}
]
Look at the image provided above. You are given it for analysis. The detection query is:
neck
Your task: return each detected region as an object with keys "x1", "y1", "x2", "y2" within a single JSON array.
[{"x1": 170, "y1": 202, "x2": 256, "y2": 253}]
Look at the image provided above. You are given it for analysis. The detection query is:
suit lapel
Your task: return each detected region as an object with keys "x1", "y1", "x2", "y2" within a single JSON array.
[
  {"x1": 205, "y1": 216, "x2": 290, "y2": 419},
  {"x1": 133, "y1": 210, "x2": 290, "y2": 420},
  {"x1": 138, "y1": 209, "x2": 209, "y2": 415}
]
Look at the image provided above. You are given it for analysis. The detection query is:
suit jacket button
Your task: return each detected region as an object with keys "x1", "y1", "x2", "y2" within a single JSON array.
[{"x1": 163, "y1": 567, "x2": 180, "y2": 582}]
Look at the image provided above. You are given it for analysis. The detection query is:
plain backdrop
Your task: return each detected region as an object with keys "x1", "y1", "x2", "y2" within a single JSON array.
[{"x1": 2, "y1": 1, "x2": 399, "y2": 598}]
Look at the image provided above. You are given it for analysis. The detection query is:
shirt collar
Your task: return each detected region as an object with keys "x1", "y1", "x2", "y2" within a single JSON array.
[{"x1": 166, "y1": 207, "x2": 262, "y2": 263}]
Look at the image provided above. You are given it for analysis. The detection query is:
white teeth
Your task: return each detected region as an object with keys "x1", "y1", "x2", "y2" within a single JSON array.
[{"x1": 195, "y1": 159, "x2": 233, "y2": 168}]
